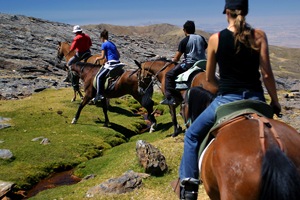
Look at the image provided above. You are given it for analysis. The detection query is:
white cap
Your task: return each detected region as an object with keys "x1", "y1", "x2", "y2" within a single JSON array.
[{"x1": 72, "y1": 25, "x2": 82, "y2": 33}]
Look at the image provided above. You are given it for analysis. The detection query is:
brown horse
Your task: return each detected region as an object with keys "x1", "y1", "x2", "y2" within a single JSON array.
[
  {"x1": 56, "y1": 41, "x2": 106, "y2": 101},
  {"x1": 183, "y1": 88, "x2": 300, "y2": 199},
  {"x1": 134, "y1": 58, "x2": 218, "y2": 137},
  {"x1": 69, "y1": 62, "x2": 157, "y2": 132}
]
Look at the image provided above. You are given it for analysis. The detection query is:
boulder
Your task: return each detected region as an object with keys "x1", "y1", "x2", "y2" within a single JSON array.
[
  {"x1": 136, "y1": 140, "x2": 168, "y2": 176},
  {"x1": 86, "y1": 170, "x2": 149, "y2": 197}
]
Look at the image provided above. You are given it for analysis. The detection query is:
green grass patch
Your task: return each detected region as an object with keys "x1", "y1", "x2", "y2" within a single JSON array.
[{"x1": 0, "y1": 87, "x2": 203, "y2": 199}]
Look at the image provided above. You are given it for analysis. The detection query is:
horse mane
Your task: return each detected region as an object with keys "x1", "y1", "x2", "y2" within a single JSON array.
[
  {"x1": 187, "y1": 87, "x2": 215, "y2": 122},
  {"x1": 147, "y1": 56, "x2": 172, "y2": 62}
]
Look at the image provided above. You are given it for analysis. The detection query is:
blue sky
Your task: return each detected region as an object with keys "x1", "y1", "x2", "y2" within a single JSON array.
[{"x1": 1, "y1": 0, "x2": 300, "y2": 48}]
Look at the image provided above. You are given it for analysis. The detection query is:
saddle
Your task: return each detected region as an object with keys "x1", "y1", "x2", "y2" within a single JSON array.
[
  {"x1": 93, "y1": 63, "x2": 125, "y2": 91},
  {"x1": 80, "y1": 51, "x2": 92, "y2": 62},
  {"x1": 198, "y1": 99, "x2": 274, "y2": 157},
  {"x1": 175, "y1": 60, "x2": 206, "y2": 90}
]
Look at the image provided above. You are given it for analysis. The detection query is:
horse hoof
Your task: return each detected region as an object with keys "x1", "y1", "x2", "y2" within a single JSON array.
[
  {"x1": 71, "y1": 98, "x2": 75, "y2": 102},
  {"x1": 149, "y1": 123, "x2": 157, "y2": 133},
  {"x1": 172, "y1": 127, "x2": 182, "y2": 137},
  {"x1": 71, "y1": 118, "x2": 77, "y2": 124}
]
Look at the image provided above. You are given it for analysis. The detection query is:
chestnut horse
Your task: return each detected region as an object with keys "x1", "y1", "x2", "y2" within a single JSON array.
[
  {"x1": 134, "y1": 58, "x2": 218, "y2": 137},
  {"x1": 70, "y1": 62, "x2": 157, "y2": 132},
  {"x1": 56, "y1": 41, "x2": 106, "y2": 101},
  {"x1": 184, "y1": 87, "x2": 300, "y2": 199}
]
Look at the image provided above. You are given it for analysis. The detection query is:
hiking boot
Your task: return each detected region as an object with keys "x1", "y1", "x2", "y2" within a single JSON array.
[
  {"x1": 160, "y1": 98, "x2": 176, "y2": 105},
  {"x1": 180, "y1": 178, "x2": 200, "y2": 200}
]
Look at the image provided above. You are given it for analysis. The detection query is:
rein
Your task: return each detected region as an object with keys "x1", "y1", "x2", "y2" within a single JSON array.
[{"x1": 142, "y1": 60, "x2": 176, "y2": 93}]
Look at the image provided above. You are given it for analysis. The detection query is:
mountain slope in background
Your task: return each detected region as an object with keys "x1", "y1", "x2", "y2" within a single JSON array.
[{"x1": 0, "y1": 13, "x2": 299, "y2": 101}]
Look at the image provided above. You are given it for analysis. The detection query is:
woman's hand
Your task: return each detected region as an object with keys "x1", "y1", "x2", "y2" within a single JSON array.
[{"x1": 270, "y1": 101, "x2": 282, "y2": 118}]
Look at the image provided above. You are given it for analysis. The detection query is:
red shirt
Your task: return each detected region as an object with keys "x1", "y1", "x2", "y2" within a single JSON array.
[{"x1": 70, "y1": 33, "x2": 92, "y2": 53}]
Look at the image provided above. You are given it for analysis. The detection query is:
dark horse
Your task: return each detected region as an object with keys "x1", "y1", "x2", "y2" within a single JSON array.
[
  {"x1": 134, "y1": 58, "x2": 218, "y2": 136},
  {"x1": 70, "y1": 62, "x2": 157, "y2": 132},
  {"x1": 56, "y1": 41, "x2": 106, "y2": 102},
  {"x1": 185, "y1": 88, "x2": 300, "y2": 199}
]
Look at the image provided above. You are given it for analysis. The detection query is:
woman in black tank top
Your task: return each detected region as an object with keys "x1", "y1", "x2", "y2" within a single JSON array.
[{"x1": 178, "y1": 0, "x2": 281, "y2": 199}]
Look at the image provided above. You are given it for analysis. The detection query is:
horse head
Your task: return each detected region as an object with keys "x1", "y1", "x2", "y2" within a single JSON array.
[
  {"x1": 56, "y1": 41, "x2": 65, "y2": 63},
  {"x1": 135, "y1": 58, "x2": 175, "y2": 82}
]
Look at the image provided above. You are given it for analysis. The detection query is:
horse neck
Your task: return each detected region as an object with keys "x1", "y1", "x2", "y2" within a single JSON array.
[
  {"x1": 143, "y1": 61, "x2": 172, "y2": 83},
  {"x1": 62, "y1": 43, "x2": 75, "y2": 62},
  {"x1": 72, "y1": 63, "x2": 98, "y2": 80}
]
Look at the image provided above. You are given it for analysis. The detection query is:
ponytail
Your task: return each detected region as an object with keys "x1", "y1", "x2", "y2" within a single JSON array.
[{"x1": 229, "y1": 10, "x2": 258, "y2": 52}]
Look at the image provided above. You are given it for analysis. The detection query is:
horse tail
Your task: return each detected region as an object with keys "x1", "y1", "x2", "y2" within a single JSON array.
[
  {"x1": 187, "y1": 87, "x2": 214, "y2": 123},
  {"x1": 260, "y1": 146, "x2": 300, "y2": 200}
]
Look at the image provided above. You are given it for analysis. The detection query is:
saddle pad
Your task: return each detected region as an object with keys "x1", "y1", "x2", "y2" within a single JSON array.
[
  {"x1": 93, "y1": 69, "x2": 101, "y2": 89},
  {"x1": 210, "y1": 99, "x2": 274, "y2": 133},
  {"x1": 175, "y1": 60, "x2": 206, "y2": 82},
  {"x1": 198, "y1": 138, "x2": 215, "y2": 176},
  {"x1": 93, "y1": 68, "x2": 125, "y2": 90}
]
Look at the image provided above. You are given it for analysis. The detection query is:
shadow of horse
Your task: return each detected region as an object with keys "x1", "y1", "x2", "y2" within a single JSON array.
[{"x1": 107, "y1": 105, "x2": 139, "y2": 117}]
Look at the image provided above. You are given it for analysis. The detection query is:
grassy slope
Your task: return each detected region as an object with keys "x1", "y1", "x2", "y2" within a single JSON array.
[{"x1": 0, "y1": 88, "x2": 210, "y2": 199}]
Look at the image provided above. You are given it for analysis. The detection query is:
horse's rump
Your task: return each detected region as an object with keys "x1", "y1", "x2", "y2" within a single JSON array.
[{"x1": 201, "y1": 114, "x2": 300, "y2": 200}]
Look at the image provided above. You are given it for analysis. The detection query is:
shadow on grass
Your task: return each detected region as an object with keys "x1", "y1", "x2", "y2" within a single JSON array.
[
  {"x1": 108, "y1": 122, "x2": 138, "y2": 138},
  {"x1": 108, "y1": 105, "x2": 137, "y2": 117}
]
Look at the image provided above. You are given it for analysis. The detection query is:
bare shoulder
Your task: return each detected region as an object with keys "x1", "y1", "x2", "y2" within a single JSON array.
[
  {"x1": 209, "y1": 33, "x2": 219, "y2": 41},
  {"x1": 254, "y1": 29, "x2": 267, "y2": 39}
]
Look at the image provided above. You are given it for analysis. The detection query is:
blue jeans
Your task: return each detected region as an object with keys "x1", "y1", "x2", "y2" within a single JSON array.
[{"x1": 179, "y1": 90, "x2": 266, "y2": 181}]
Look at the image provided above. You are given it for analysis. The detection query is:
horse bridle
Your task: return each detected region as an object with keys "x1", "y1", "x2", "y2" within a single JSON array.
[{"x1": 140, "y1": 60, "x2": 176, "y2": 92}]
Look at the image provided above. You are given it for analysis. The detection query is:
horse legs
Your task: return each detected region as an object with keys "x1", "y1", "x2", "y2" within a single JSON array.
[
  {"x1": 70, "y1": 73, "x2": 82, "y2": 102},
  {"x1": 169, "y1": 105, "x2": 182, "y2": 137},
  {"x1": 145, "y1": 102, "x2": 157, "y2": 133},
  {"x1": 72, "y1": 96, "x2": 89, "y2": 124},
  {"x1": 100, "y1": 97, "x2": 109, "y2": 127}
]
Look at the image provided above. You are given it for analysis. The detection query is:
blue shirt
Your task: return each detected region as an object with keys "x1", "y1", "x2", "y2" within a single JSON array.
[{"x1": 101, "y1": 41, "x2": 119, "y2": 61}]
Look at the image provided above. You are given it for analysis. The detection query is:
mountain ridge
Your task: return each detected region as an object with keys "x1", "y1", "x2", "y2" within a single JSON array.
[{"x1": 0, "y1": 13, "x2": 299, "y2": 101}]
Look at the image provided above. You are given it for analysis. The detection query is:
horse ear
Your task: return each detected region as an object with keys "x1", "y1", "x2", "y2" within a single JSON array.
[
  {"x1": 58, "y1": 41, "x2": 61, "y2": 45},
  {"x1": 134, "y1": 60, "x2": 141, "y2": 69}
]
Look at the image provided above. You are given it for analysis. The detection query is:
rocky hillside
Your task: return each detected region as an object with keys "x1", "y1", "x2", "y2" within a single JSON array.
[
  {"x1": 0, "y1": 13, "x2": 299, "y2": 130},
  {"x1": 0, "y1": 13, "x2": 174, "y2": 100}
]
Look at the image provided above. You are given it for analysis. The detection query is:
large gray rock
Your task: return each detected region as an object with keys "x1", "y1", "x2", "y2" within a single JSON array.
[
  {"x1": 136, "y1": 140, "x2": 168, "y2": 176},
  {"x1": 0, "y1": 180, "x2": 15, "y2": 198},
  {"x1": 86, "y1": 170, "x2": 149, "y2": 197},
  {"x1": 0, "y1": 149, "x2": 13, "y2": 160}
]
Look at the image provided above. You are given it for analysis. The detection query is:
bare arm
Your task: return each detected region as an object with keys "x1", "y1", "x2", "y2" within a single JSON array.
[
  {"x1": 95, "y1": 49, "x2": 106, "y2": 61},
  {"x1": 172, "y1": 51, "x2": 183, "y2": 62},
  {"x1": 205, "y1": 33, "x2": 219, "y2": 89},
  {"x1": 256, "y1": 29, "x2": 281, "y2": 115}
]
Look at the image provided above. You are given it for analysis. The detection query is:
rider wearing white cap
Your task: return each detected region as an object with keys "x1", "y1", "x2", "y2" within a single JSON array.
[
  {"x1": 63, "y1": 25, "x2": 92, "y2": 83},
  {"x1": 67, "y1": 25, "x2": 92, "y2": 66}
]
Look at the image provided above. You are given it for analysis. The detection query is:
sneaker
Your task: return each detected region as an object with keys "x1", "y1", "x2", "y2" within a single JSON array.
[
  {"x1": 160, "y1": 98, "x2": 176, "y2": 105},
  {"x1": 93, "y1": 95, "x2": 104, "y2": 103}
]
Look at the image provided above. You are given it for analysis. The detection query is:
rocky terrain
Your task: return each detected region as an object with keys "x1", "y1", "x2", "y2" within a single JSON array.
[{"x1": 0, "y1": 13, "x2": 299, "y2": 131}]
